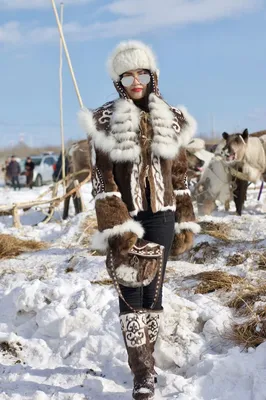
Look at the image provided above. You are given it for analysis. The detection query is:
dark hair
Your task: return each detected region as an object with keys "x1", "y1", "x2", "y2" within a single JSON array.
[{"x1": 133, "y1": 81, "x2": 152, "y2": 112}]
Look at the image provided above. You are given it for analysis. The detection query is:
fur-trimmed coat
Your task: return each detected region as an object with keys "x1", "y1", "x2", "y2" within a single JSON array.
[{"x1": 78, "y1": 93, "x2": 200, "y2": 253}]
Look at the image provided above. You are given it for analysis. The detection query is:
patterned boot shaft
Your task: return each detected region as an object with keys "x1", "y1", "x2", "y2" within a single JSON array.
[
  {"x1": 146, "y1": 312, "x2": 161, "y2": 353},
  {"x1": 120, "y1": 313, "x2": 155, "y2": 400}
]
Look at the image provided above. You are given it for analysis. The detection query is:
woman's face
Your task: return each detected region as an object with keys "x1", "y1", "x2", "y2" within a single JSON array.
[{"x1": 120, "y1": 69, "x2": 150, "y2": 100}]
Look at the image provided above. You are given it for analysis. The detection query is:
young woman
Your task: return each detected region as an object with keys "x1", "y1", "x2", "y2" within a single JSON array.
[{"x1": 79, "y1": 41, "x2": 200, "y2": 400}]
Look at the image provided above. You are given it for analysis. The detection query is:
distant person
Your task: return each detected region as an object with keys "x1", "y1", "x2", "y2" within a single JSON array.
[
  {"x1": 7, "y1": 156, "x2": 21, "y2": 191},
  {"x1": 1, "y1": 158, "x2": 11, "y2": 187},
  {"x1": 25, "y1": 156, "x2": 35, "y2": 189},
  {"x1": 53, "y1": 152, "x2": 69, "y2": 182}
]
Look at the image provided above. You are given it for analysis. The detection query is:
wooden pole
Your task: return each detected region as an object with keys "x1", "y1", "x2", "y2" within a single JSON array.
[
  {"x1": 59, "y1": 2, "x2": 66, "y2": 192},
  {"x1": 50, "y1": 0, "x2": 83, "y2": 108}
]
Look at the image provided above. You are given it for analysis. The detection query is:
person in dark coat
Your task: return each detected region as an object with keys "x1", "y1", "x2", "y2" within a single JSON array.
[
  {"x1": 7, "y1": 156, "x2": 21, "y2": 191},
  {"x1": 25, "y1": 156, "x2": 35, "y2": 189}
]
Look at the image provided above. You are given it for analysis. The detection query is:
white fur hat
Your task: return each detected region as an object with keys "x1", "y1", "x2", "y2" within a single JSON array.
[{"x1": 107, "y1": 40, "x2": 158, "y2": 81}]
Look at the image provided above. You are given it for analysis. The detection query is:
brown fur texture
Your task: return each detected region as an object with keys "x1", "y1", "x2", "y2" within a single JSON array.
[
  {"x1": 175, "y1": 193, "x2": 196, "y2": 223},
  {"x1": 108, "y1": 231, "x2": 138, "y2": 255},
  {"x1": 95, "y1": 196, "x2": 131, "y2": 232},
  {"x1": 171, "y1": 230, "x2": 194, "y2": 256}
]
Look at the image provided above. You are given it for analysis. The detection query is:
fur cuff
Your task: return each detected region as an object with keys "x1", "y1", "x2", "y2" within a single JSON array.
[
  {"x1": 175, "y1": 221, "x2": 201, "y2": 234},
  {"x1": 95, "y1": 191, "x2": 121, "y2": 201},
  {"x1": 90, "y1": 219, "x2": 144, "y2": 252},
  {"x1": 174, "y1": 189, "x2": 191, "y2": 196}
]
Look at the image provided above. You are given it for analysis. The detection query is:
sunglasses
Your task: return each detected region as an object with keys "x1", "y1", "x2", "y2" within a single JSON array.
[{"x1": 121, "y1": 72, "x2": 151, "y2": 87}]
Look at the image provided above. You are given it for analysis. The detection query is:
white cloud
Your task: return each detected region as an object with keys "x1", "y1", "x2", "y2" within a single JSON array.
[
  {"x1": 0, "y1": 22, "x2": 22, "y2": 43},
  {"x1": 0, "y1": 0, "x2": 92, "y2": 10},
  {"x1": 0, "y1": 0, "x2": 263, "y2": 44}
]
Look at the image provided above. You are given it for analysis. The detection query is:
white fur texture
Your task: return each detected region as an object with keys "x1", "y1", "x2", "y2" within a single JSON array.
[
  {"x1": 149, "y1": 94, "x2": 197, "y2": 159},
  {"x1": 115, "y1": 265, "x2": 138, "y2": 284},
  {"x1": 94, "y1": 192, "x2": 121, "y2": 201},
  {"x1": 174, "y1": 189, "x2": 191, "y2": 196},
  {"x1": 90, "y1": 219, "x2": 144, "y2": 252},
  {"x1": 175, "y1": 221, "x2": 201, "y2": 234},
  {"x1": 78, "y1": 108, "x2": 116, "y2": 154},
  {"x1": 107, "y1": 40, "x2": 158, "y2": 81},
  {"x1": 177, "y1": 105, "x2": 198, "y2": 147},
  {"x1": 110, "y1": 99, "x2": 141, "y2": 162},
  {"x1": 150, "y1": 94, "x2": 181, "y2": 159},
  {"x1": 79, "y1": 96, "x2": 197, "y2": 163}
]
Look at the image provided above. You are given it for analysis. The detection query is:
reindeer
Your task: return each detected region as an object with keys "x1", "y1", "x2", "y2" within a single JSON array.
[
  {"x1": 62, "y1": 139, "x2": 92, "y2": 219},
  {"x1": 193, "y1": 139, "x2": 249, "y2": 216},
  {"x1": 222, "y1": 129, "x2": 266, "y2": 183}
]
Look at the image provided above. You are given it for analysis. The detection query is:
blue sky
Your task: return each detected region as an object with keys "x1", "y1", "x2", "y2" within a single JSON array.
[{"x1": 0, "y1": 0, "x2": 265, "y2": 148}]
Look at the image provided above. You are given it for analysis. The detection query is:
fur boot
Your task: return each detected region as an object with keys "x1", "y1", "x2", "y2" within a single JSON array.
[
  {"x1": 120, "y1": 313, "x2": 155, "y2": 400},
  {"x1": 146, "y1": 311, "x2": 162, "y2": 382}
]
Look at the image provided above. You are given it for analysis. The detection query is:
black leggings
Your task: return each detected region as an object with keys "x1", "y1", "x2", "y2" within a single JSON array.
[{"x1": 119, "y1": 210, "x2": 175, "y2": 313}]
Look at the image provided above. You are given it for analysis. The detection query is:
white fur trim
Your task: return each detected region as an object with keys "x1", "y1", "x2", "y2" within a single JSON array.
[
  {"x1": 176, "y1": 106, "x2": 198, "y2": 147},
  {"x1": 109, "y1": 99, "x2": 141, "y2": 162},
  {"x1": 115, "y1": 265, "x2": 138, "y2": 285},
  {"x1": 90, "y1": 219, "x2": 144, "y2": 252},
  {"x1": 78, "y1": 107, "x2": 116, "y2": 154},
  {"x1": 107, "y1": 40, "x2": 158, "y2": 81},
  {"x1": 94, "y1": 191, "x2": 121, "y2": 201},
  {"x1": 149, "y1": 94, "x2": 197, "y2": 159},
  {"x1": 149, "y1": 94, "x2": 181, "y2": 159},
  {"x1": 175, "y1": 221, "x2": 201, "y2": 234},
  {"x1": 78, "y1": 103, "x2": 141, "y2": 163},
  {"x1": 160, "y1": 205, "x2": 176, "y2": 212},
  {"x1": 129, "y1": 210, "x2": 139, "y2": 217},
  {"x1": 174, "y1": 189, "x2": 191, "y2": 196}
]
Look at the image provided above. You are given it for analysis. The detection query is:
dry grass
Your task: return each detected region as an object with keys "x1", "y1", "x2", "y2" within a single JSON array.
[
  {"x1": 227, "y1": 250, "x2": 266, "y2": 269},
  {"x1": 191, "y1": 270, "x2": 243, "y2": 294},
  {"x1": 226, "y1": 253, "x2": 247, "y2": 266},
  {"x1": 0, "y1": 234, "x2": 48, "y2": 259},
  {"x1": 228, "y1": 285, "x2": 266, "y2": 314},
  {"x1": 91, "y1": 279, "x2": 113, "y2": 286},
  {"x1": 228, "y1": 307, "x2": 266, "y2": 348},
  {"x1": 258, "y1": 252, "x2": 266, "y2": 270},
  {"x1": 199, "y1": 221, "x2": 231, "y2": 241},
  {"x1": 79, "y1": 215, "x2": 98, "y2": 246}
]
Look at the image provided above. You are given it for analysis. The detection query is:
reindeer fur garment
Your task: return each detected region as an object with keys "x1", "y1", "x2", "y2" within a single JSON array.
[{"x1": 78, "y1": 94, "x2": 200, "y2": 251}]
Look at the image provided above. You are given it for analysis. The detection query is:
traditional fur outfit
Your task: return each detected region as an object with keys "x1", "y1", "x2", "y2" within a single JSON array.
[
  {"x1": 79, "y1": 43, "x2": 200, "y2": 254},
  {"x1": 78, "y1": 40, "x2": 200, "y2": 400}
]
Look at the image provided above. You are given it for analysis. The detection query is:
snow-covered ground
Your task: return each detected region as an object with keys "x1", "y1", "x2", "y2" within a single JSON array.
[{"x1": 0, "y1": 180, "x2": 266, "y2": 400}]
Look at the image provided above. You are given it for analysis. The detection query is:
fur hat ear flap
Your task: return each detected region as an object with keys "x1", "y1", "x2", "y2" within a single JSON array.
[{"x1": 107, "y1": 40, "x2": 158, "y2": 82}]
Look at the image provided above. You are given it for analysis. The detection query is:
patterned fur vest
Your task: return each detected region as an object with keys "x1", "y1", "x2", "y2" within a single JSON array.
[{"x1": 78, "y1": 92, "x2": 200, "y2": 252}]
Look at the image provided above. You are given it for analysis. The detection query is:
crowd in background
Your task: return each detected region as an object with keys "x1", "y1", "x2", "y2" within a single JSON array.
[{"x1": 1, "y1": 156, "x2": 35, "y2": 190}]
